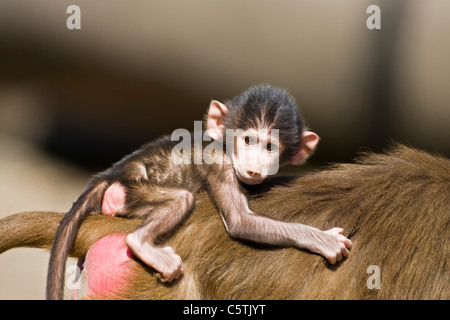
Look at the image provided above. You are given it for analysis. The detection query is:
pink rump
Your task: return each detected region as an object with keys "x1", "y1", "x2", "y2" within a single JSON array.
[{"x1": 84, "y1": 233, "x2": 134, "y2": 298}]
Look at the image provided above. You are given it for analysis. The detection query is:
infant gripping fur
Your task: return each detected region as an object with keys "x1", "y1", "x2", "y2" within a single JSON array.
[{"x1": 47, "y1": 85, "x2": 351, "y2": 299}]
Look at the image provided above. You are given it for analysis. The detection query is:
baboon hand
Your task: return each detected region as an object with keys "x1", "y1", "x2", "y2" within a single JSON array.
[
  {"x1": 315, "y1": 227, "x2": 352, "y2": 264},
  {"x1": 153, "y1": 246, "x2": 184, "y2": 283}
]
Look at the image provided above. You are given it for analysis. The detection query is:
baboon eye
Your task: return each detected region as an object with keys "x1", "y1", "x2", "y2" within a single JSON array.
[{"x1": 244, "y1": 136, "x2": 255, "y2": 146}]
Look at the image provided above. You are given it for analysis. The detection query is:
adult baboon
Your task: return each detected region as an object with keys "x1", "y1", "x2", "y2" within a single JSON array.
[{"x1": 1, "y1": 145, "x2": 448, "y2": 299}]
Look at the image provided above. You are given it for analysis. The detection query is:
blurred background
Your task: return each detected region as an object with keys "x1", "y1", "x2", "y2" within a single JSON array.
[{"x1": 0, "y1": 0, "x2": 449, "y2": 299}]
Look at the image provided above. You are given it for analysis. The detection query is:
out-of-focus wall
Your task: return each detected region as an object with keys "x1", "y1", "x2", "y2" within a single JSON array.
[{"x1": 1, "y1": 0, "x2": 448, "y2": 167}]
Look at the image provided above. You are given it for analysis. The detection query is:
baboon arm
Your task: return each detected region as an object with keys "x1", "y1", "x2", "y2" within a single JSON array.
[{"x1": 0, "y1": 211, "x2": 140, "y2": 258}]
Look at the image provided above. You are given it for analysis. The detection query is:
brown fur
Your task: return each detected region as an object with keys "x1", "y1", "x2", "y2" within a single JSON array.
[
  {"x1": 47, "y1": 84, "x2": 323, "y2": 299},
  {"x1": 1, "y1": 144, "x2": 449, "y2": 299}
]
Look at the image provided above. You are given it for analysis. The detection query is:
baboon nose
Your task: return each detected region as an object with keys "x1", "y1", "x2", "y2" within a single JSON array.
[{"x1": 247, "y1": 170, "x2": 261, "y2": 177}]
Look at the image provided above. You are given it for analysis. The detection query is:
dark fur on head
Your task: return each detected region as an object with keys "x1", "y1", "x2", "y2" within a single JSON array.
[{"x1": 223, "y1": 84, "x2": 305, "y2": 163}]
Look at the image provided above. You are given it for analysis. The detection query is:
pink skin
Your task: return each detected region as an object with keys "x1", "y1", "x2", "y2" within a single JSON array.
[
  {"x1": 101, "y1": 183, "x2": 126, "y2": 216},
  {"x1": 290, "y1": 131, "x2": 319, "y2": 165},
  {"x1": 83, "y1": 233, "x2": 133, "y2": 298}
]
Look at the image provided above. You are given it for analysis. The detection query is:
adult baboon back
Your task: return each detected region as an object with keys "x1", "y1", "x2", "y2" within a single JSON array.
[{"x1": 1, "y1": 145, "x2": 448, "y2": 299}]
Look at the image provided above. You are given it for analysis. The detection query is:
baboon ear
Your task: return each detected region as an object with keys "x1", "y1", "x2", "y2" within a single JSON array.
[
  {"x1": 206, "y1": 100, "x2": 229, "y2": 140},
  {"x1": 290, "y1": 131, "x2": 320, "y2": 165}
]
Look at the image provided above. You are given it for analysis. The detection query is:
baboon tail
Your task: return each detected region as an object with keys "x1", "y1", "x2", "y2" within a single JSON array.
[
  {"x1": 0, "y1": 210, "x2": 140, "y2": 263},
  {"x1": 0, "y1": 211, "x2": 64, "y2": 254},
  {"x1": 46, "y1": 181, "x2": 109, "y2": 300}
]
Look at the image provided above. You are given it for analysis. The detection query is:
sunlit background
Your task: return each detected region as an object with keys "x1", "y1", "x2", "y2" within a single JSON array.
[{"x1": 0, "y1": 0, "x2": 449, "y2": 299}]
